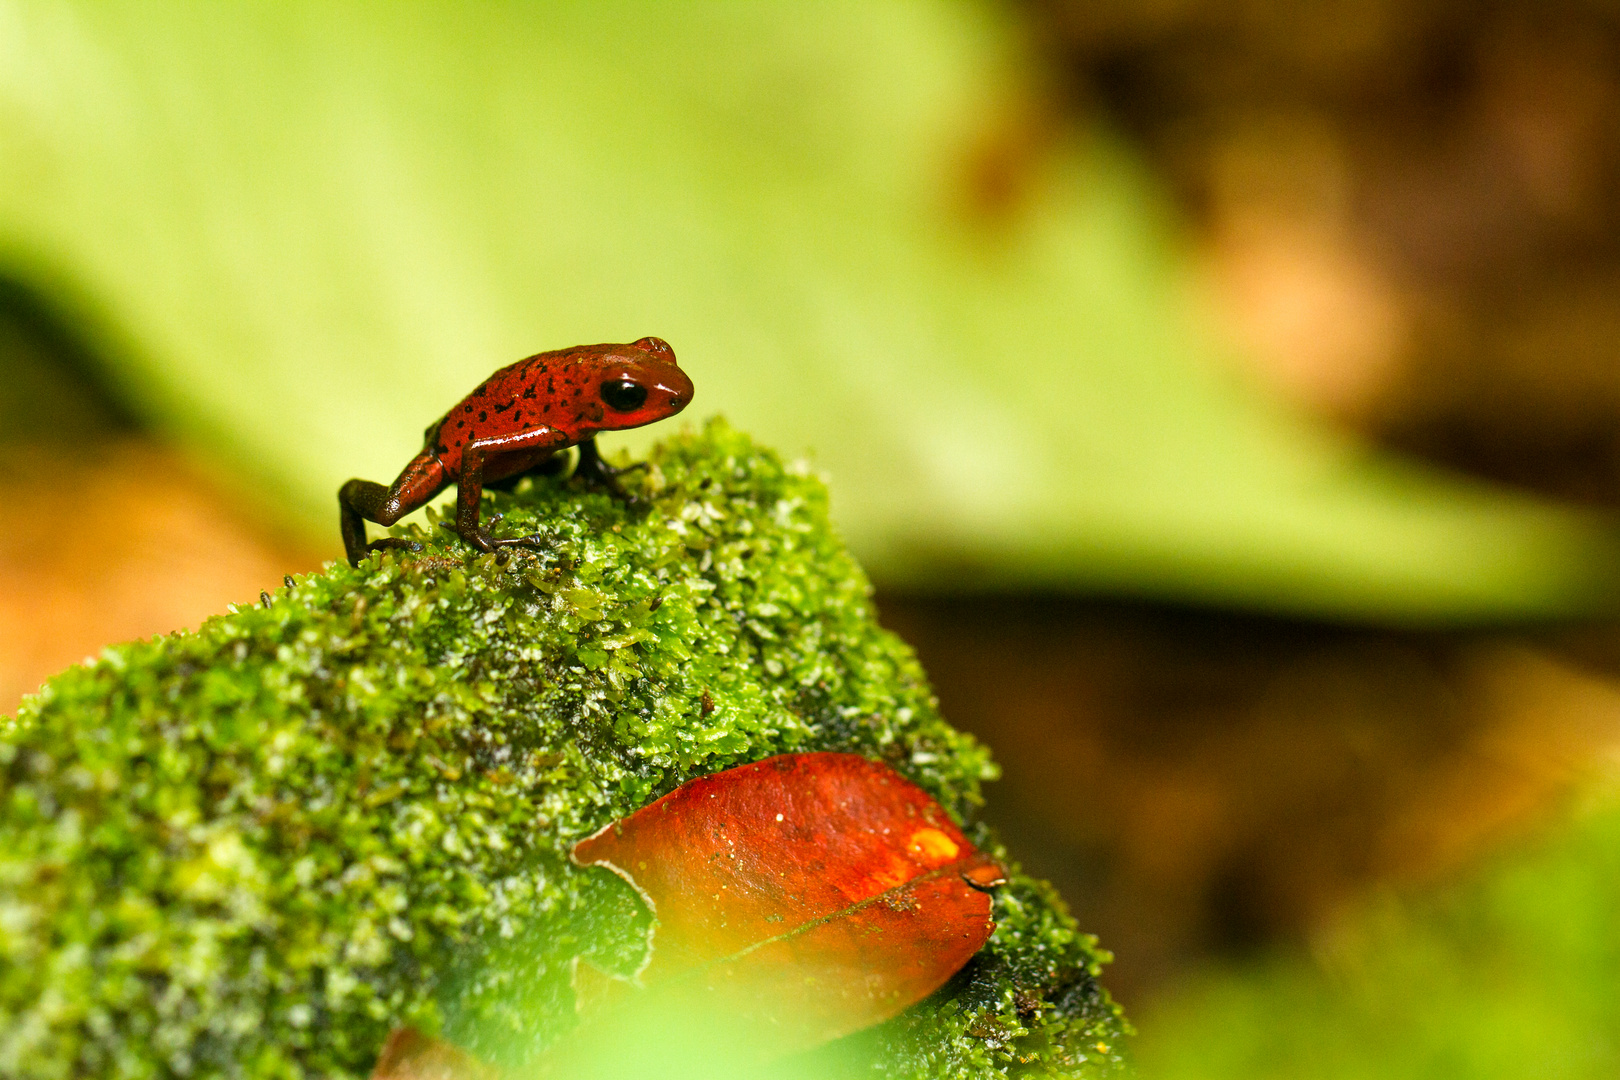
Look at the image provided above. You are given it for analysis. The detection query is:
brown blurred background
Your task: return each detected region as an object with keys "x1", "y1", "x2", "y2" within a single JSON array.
[
  {"x1": 1033, "y1": 0, "x2": 1620, "y2": 505},
  {"x1": 8, "y1": 0, "x2": 1620, "y2": 1015}
]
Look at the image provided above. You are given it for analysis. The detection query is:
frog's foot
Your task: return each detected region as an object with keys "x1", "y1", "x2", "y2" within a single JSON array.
[
  {"x1": 572, "y1": 437, "x2": 647, "y2": 504},
  {"x1": 441, "y1": 517, "x2": 547, "y2": 561}
]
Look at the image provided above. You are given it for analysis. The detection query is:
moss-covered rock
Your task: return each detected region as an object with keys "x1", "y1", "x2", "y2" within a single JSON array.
[{"x1": 0, "y1": 420, "x2": 1126, "y2": 1078}]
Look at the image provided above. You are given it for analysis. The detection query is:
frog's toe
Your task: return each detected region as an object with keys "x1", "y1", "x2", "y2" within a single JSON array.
[{"x1": 489, "y1": 533, "x2": 547, "y2": 551}]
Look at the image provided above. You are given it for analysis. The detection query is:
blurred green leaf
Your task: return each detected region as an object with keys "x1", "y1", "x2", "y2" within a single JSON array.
[
  {"x1": 1136, "y1": 780, "x2": 1620, "y2": 1079},
  {"x1": 1, "y1": 0, "x2": 1616, "y2": 620}
]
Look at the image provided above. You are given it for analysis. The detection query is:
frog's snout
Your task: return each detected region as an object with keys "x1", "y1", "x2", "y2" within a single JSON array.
[{"x1": 660, "y1": 368, "x2": 695, "y2": 412}]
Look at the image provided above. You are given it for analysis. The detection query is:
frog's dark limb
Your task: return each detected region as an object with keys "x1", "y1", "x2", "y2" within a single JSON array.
[
  {"x1": 455, "y1": 425, "x2": 572, "y2": 554},
  {"x1": 484, "y1": 451, "x2": 570, "y2": 493},
  {"x1": 339, "y1": 451, "x2": 448, "y2": 567},
  {"x1": 572, "y1": 437, "x2": 647, "y2": 502}
]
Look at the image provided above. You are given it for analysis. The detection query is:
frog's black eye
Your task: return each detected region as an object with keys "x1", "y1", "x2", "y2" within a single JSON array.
[{"x1": 600, "y1": 379, "x2": 648, "y2": 412}]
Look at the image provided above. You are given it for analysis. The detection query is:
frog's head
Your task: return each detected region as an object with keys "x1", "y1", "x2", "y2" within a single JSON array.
[{"x1": 580, "y1": 336, "x2": 693, "y2": 432}]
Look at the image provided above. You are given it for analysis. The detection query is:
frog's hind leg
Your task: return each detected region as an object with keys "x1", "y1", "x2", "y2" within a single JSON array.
[{"x1": 339, "y1": 451, "x2": 448, "y2": 566}]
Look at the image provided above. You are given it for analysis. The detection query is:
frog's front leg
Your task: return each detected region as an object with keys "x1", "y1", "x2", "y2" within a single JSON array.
[
  {"x1": 572, "y1": 437, "x2": 648, "y2": 502},
  {"x1": 455, "y1": 426, "x2": 571, "y2": 554},
  {"x1": 339, "y1": 451, "x2": 448, "y2": 566}
]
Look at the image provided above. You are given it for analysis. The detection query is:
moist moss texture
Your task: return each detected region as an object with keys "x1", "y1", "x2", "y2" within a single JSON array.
[{"x1": 0, "y1": 420, "x2": 1126, "y2": 1079}]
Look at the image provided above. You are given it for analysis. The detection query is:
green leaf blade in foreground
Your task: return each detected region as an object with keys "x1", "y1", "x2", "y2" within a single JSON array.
[{"x1": 0, "y1": 421, "x2": 1125, "y2": 1079}]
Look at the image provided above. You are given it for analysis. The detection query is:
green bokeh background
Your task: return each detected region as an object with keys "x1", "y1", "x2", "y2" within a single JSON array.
[
  {"x1": 1136, "y1": 779, "x2": 1620, "y2": 1079},
  {"x1": 3, "y1": 0, "x2": 1618, "y2": 620}
]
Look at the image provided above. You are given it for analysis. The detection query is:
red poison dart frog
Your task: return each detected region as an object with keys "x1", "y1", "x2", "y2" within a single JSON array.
[{"x1": 340, "y1": 337, "x2": 692, "y2": 566}]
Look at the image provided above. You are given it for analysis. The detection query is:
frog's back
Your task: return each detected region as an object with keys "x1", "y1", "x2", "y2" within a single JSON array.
[
  {"x1": 421, "y1": 340, "x2": 685, "y2": 476},
  {"x1": 424, "y1": 349, "x2": 601, "y2": 471}
]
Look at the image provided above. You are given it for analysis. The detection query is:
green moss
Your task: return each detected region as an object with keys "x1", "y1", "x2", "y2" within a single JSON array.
[{"x1": 0, "y1": 419, "x2": 1126, "y2": 1078}]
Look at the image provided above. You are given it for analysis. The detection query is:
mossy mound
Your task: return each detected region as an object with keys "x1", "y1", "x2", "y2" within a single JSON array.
[{"x1": 0, "y1": 420, "x2": 1126, "y2": 1078}]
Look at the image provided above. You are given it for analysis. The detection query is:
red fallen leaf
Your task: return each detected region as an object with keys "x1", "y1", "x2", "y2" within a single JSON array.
[
  {"x1": 370, "y1": 1027, "x2": 497, "y2": 1080},
  {"x1": 569, "y1": 751, "x2": 1005, "y2": 1054}
]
